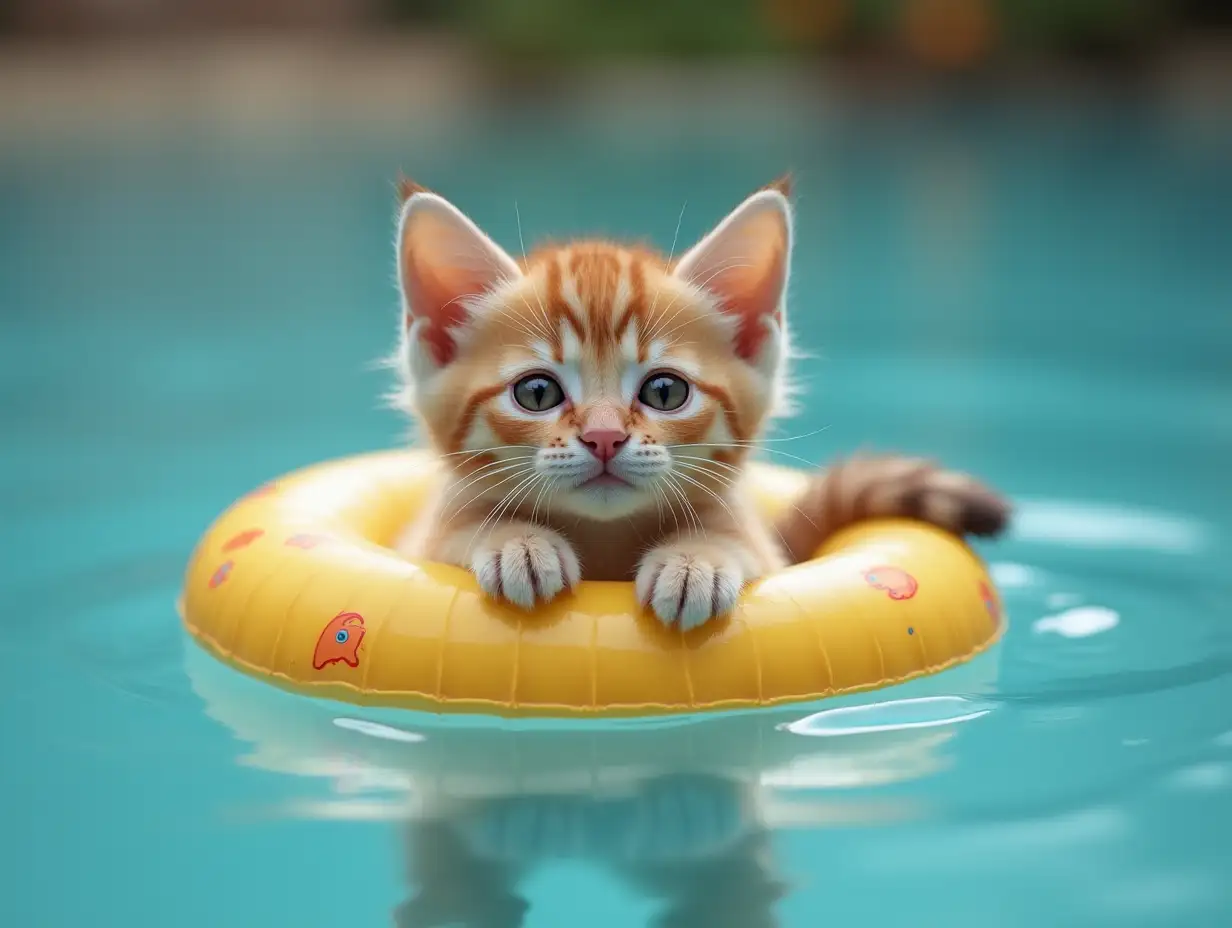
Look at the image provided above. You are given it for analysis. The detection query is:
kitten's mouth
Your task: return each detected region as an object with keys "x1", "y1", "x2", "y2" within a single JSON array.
[{"x1": 577, "y1": 472, "x2": 634, "y2": 490}]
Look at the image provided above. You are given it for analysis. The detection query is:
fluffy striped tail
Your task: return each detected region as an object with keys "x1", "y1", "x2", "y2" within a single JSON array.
[{"x1": 774, "y1": 454, "x2": 1011, "y2": 564}]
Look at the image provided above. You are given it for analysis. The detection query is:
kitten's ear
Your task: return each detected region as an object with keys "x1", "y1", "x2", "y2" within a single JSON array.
[
  {"x1": 671, "y1": 183, "x2": 793, "y2": 360},
  {"x1": 397, "y1": 188, "x2": 522, "y2": 367}
]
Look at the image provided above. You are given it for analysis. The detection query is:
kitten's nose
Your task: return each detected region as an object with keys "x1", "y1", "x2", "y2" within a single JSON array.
[{"x1": 580, "y1": 428, "x2": 629, "y2": 463}]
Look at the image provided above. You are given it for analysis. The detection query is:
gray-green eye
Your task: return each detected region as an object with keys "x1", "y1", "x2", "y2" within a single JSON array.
[
  {"x1": 638, "y1": 373, "x2": 689, "y2": 412},
  {"x1": 513, "y1": 374, "x2": 565, "y2": 412}
]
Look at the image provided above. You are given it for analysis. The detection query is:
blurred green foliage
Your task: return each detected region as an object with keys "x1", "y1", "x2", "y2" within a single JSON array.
[
  {"x1": 392, "y1": 0, "x2": 783, "y2": 61},
  {"x1": 383, "y1": 0, "x2": 1217, "y2": 69}
]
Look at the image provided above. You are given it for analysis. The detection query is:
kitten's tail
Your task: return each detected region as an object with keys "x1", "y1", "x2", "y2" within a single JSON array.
[{"x1": 773, "y1": 454, "x2": 1011, "y2": 564}]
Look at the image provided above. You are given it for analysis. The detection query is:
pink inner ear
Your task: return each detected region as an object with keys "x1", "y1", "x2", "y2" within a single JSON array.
[
  {"x1": 398, "y1": 194, "x2": 520, "y2": 368},
  {"x1": 403, "y1": 262, "x2": 489, "y2": 366},
  {"x1": 674, "y1": 192, "x2": 790, "y2": 361},
  {"x1": 707, "y1": 246, "x2": 786, "y2": 360}
]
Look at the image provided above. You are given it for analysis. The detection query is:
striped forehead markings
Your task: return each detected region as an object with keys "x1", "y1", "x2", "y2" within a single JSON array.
[{"x1": 513, "y1": 246, "x2": 681, "y2": 366}]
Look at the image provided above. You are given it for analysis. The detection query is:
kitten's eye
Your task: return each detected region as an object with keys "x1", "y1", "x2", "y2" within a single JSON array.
[
  {"x1": 512, "y1": 374, "x2": 565, "y2": 412},
  {"x1": 638, "y1": 373, "x2": 689, "y2": 412}
]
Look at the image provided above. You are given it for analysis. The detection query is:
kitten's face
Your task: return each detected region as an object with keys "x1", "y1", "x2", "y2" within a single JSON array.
[{"x1": 394, "y1": 183, "x2": 793, "y2": 522}]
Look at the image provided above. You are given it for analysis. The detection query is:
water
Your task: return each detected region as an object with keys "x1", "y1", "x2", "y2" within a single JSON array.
[{"x1": 3, "y1": 95, "x2": 1231, "y2": 926}]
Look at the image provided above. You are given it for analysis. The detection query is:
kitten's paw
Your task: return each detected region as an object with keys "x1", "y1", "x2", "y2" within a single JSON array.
[
  {"x1": 471, "y1": 524, "x2": 581, "y2": 610},
  {"x1": 636, "y1": 543, "x2": 745, "y2": 631}
]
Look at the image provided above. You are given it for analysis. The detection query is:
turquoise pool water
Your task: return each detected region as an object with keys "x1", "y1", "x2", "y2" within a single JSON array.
[{"x1": 3, "y1": 98, "x2": 1231, "y2": 926}]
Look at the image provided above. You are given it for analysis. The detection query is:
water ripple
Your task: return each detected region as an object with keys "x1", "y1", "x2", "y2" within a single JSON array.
[{"x1": 777, "y1": 696, "x2": 997, "y2": 737}]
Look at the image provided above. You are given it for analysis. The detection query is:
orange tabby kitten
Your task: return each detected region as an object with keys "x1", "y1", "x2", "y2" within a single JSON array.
[{"x1": 392, "y1": 177, "x2": 1008, "y2": 629}]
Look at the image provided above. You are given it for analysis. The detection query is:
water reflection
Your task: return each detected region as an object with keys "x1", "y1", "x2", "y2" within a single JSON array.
[
  {"x1": 185, "y1": 642, "x2": 999, "y2": 926},
  {"x1": 1033, "y1": 606, "x2": 1120, "y2": 639},
  {"x1": 395, "y1": 773, "x2": 783, "y2": 928}
]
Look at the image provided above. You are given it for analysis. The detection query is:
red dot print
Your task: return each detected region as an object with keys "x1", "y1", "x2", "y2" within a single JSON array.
[{"x1": 222, "y1": 528, "x2": 265, "y2": 552}]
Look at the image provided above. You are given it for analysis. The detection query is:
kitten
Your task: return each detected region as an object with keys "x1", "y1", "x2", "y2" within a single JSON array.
[{"x1": 392, "y1": 177, "x2": 1009, "y2": 630}]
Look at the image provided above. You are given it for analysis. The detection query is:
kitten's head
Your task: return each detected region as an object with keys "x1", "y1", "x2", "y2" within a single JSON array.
[{"x1": 392, "y1": 178, "x2": 795, "y2": 522}]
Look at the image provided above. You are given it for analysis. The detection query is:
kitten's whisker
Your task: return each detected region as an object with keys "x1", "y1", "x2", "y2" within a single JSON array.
[
  {"x1": 662, "y1": 474, "x2": 704, "y2": 538},
  {"x1": 648, "y1": 480, "x2": 666, "y2": 529},
  {"x1": 649, "y1": 483, "x2": 663, "y2": 530},
  {"x1": 443, "y1": 459, "x2": 535, "y2": 510},
  {"x1": 458, "y1": 464, "x2": 533, "y2": 507},
  {"x1": 449, "y1": 448, "x2": 534, "y2": 475},
  {"x1": 673, "y1": 454, "x2": 744, "y2": 476},
  {"x1": 541, "y1": 478, "x2": 563, "y2": 525},
  {"x1": 671, "y1": 460, "x2": 739, "y2": 491},
  {"x1": 452, "y1": 231, "x2": 551, "y2": 340},
  {"x1": 673, "y1": 458, "x2": 821, "y2": 553},
  {"x1": 446, "y1": 466, "x2": 530, "y2": 507},
  {"x1": 493, "y1": 300, "x2": 553, "y2": 342},
  {"x1": 467, "y1": 293, "x2": 547, "y2": 342},
  {"x1": 644, "y1": 200, "x2": 688, "y2": 323},
  {"x1": 669, "y1": 440, "x2": 826, "y2": 470},
  {"x1": 529, "y1": 474, "x2": 558, "y2": 525},
  {"x1": 671, "y1": 469, "x2": 740, "y2": 528},
  {"x1": 448, "y1": 460, "x2": 534, "y2": 502},
  {"x1": 651, "y1": 339, "x2": 700, "y2": 354},
  {"x1": 682, "y1": 468, "x2": 804, "y2": 557},
  {"x1": 489, "y1": 472, "x2": 541, "y2": 527},
  {"x1": 736, "y1": 446, "x2": 820, "y2": 468},
  {"x1": 680, "y1": 425, "x2": 830, "y2": 446},
  {"x1": 644, "y1": 257, "x2": 729, "y2": 341},
  {"x1": 648, "y1": 256, "x2": 754, "y2": 337},
  {"x1": 515, "y1": 202, "x2": 556, "y2": 338},
  {"x1": 511, "y1": 472, "x2": 555, "y2": 532},
  {"x1": 452, "y1": 451, "x2": 534, "y2": 476},
  {"x1": 515, "y1": 301, "x2": 556, "y2": 342},
  {"x1": 644, "y1": 288, "x2": 694, "y2": 344},
  {"x1": 643, "y1": 265, "x2": 712, "y2": 343},
  {"x1": 676, "y1": 478, "x2": 708, "y2": 540},
  {"x1": 662, "y1": 482, "x2": 681, "y2": 537},
  {"x1": 444, "y1": 465, "x2": 533, "y2": 525},
  {"x1": 660, "y1": 476, "x2": 690, "y2": 534},
  {"x1": 470, "y1": 471, "x2": 542, "y2": 548},
  {"x1": 670, "y1": 461, "x2": 739, "y2": 492},
  {"x1": 436, "y1": 444, "x2": 538, "y2": 460},
  {"x1": 452, "y1": 244, "x2": 540, "y2": 341},
  {"x1": 658, "y1": 482, "x2": 679, "y2": 535},
  {"x1": 655, "y1": 475, "x2": 685, "y2": 537},
  {"x1": 646, "y1": 258, "x2": 756, "y2": 343},
  {"x1": 670, "y1": 459, "x2": 750, "y2": 496}
]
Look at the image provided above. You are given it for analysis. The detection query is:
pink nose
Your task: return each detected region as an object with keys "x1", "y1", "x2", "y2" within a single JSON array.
[{"x1": 580, "y1": 428, "x2": 628, "y2": 462}]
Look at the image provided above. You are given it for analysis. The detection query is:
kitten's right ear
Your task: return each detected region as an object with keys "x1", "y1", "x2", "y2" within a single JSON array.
[
  {"x1": 396, "y1": 187, "x2": 521, "y2": 367},
  {"x1": 671, "y1": 181, "x2": 793, "y2": 363}
]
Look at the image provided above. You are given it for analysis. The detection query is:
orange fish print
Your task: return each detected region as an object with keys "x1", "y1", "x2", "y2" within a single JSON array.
[
  {"x1": 864, "y1": 566, "x2": 918, "y2": 601},
  {"x1": 313, "y1": 611, "x2": 366, "y2": 670}
]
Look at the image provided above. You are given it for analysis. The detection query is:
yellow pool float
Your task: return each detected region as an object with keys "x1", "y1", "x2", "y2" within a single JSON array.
[{"x1": 179, "y1": 450, "x2": 1005, "y2": 718}]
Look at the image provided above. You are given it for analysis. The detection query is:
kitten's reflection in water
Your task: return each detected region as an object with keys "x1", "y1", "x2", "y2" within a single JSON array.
[
  {"x1": 396, "y1": 773, "x2": 784, "y2": 928},
  {"x1": 186, "y1": 644, "x2": 996, "y2": 927}
]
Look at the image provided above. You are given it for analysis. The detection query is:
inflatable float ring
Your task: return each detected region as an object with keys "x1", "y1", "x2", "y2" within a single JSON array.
[{"x1": 179, "y1": 450, "x2": 1005, "y2": 718}]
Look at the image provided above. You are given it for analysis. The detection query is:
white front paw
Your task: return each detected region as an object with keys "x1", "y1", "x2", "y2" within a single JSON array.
[
  {"x1": 471, "y1": 526, "x2": 581, "y2": 610},
  {"x1": 635, "y1": 546, "x2": 744, "y2": 631}
]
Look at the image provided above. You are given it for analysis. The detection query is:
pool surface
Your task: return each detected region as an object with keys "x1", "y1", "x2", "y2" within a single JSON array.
[{"x1": 3, "y1": 94, "x2": 1231, "y2": 926}]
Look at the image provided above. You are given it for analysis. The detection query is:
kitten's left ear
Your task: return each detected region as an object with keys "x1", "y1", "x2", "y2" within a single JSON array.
[
  {"x1": 672, "y1": 180, "x2": 793, "y2": 361},
  {"x1": 396, "y1": 186, "x2": 522, "y2": 368}
]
